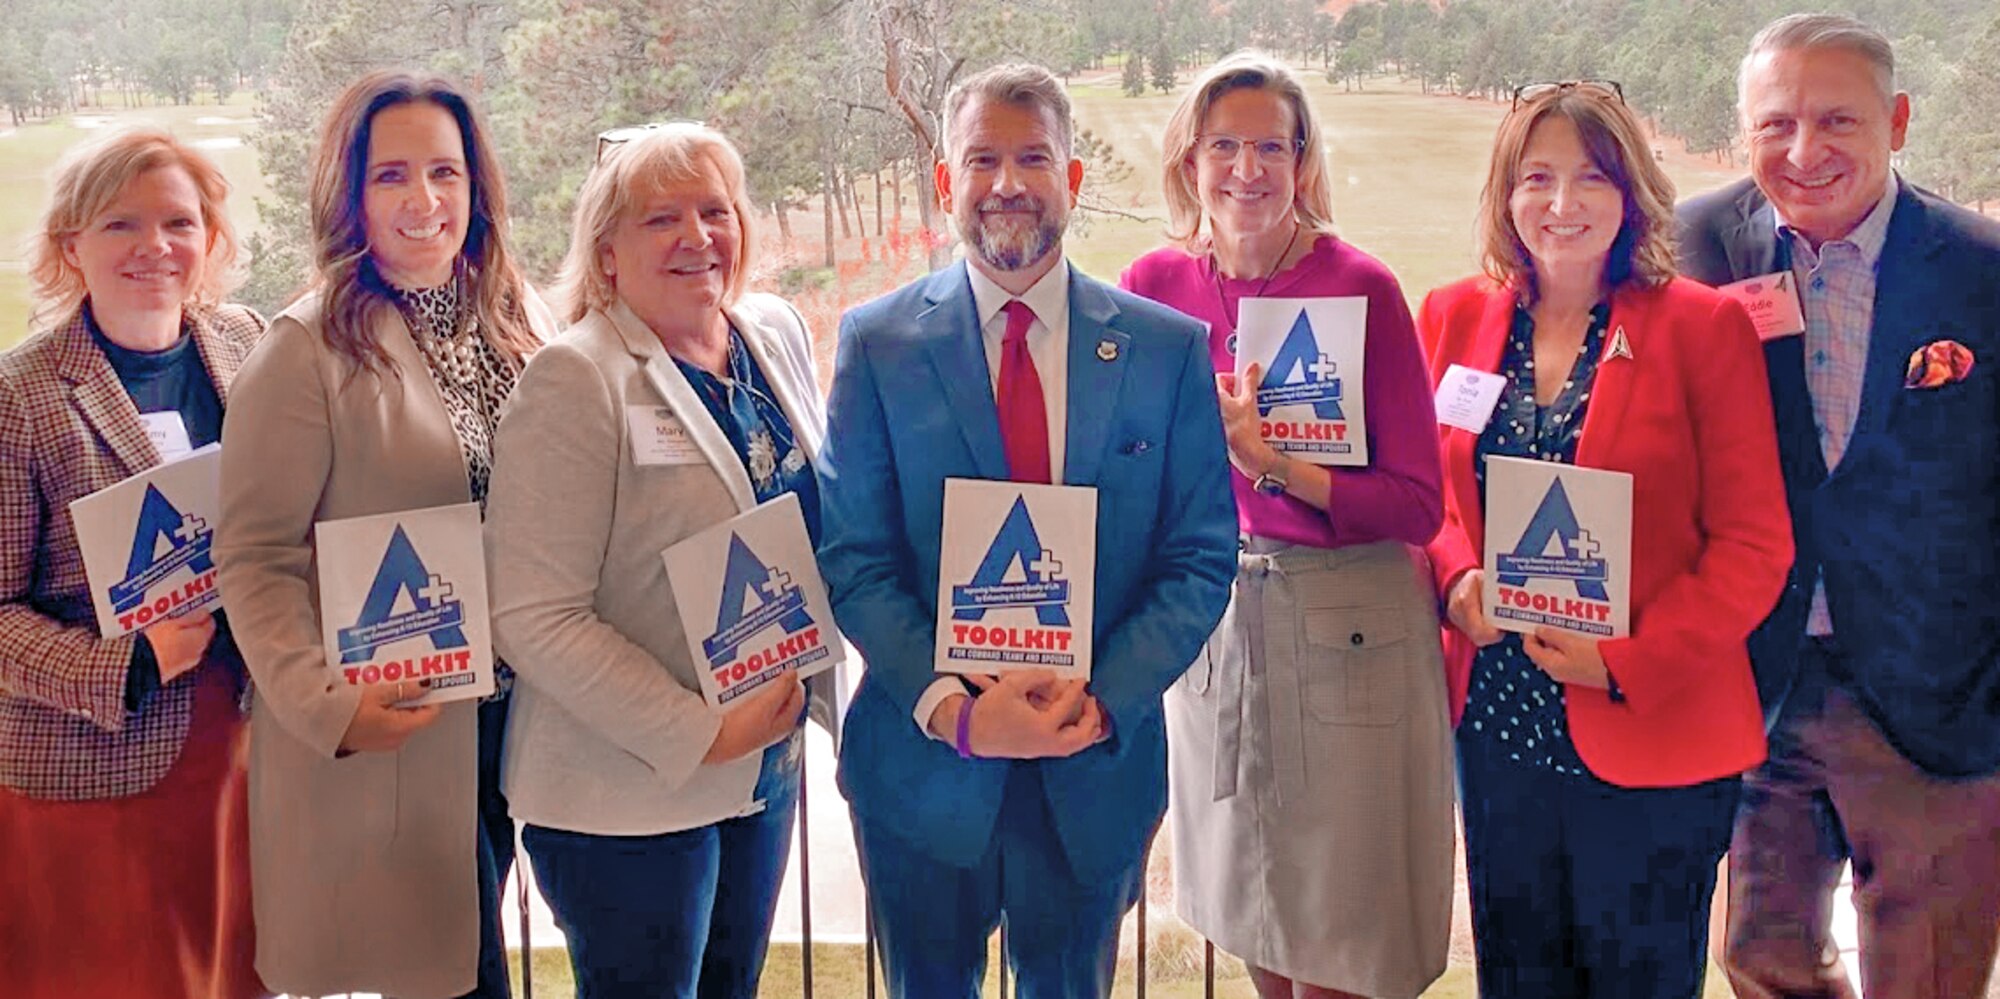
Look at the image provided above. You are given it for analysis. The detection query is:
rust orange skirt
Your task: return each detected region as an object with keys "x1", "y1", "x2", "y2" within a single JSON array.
[{"x1": 0, "y1": 659, "x2": 264, "y2": 999}]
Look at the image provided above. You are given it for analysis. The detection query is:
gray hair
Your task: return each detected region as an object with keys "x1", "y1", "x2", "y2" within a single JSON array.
[
  {"x1": 941, "y1": 62, "x2": 1074, "y2": 161},
  {"x1": 1738, "y1": 13, "x2": 1897, "y2": 110}
]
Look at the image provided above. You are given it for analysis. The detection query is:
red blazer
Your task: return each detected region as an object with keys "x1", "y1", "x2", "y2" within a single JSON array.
[{"x1": 1417, "y1": 275, "x2": 1791, "y2": 788}]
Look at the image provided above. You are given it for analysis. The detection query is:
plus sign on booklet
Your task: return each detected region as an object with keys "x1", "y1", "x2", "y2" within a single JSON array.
[
  {"x1": 314, "y1": 502, "x2": 494, "y2": 705},
  {"x1": 934, "y1": 478, "x2": 1097, "y2": 679},
  {"x1": 1480, "y1": 456, "x2": 1632, "y2": 639},
  {"x1": 70, "y1": 443, "x2": 225, "y2": 639},
  {"x1": 659, "y1": 493, "x2": 845, "y2": 711},
  {"x1": 1234, "y1": 297, "x2": 1370, "y2": 467}
]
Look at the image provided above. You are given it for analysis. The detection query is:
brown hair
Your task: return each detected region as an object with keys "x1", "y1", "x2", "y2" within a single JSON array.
[
  {"x1": 1477, "y1": 88, "x2": 1677, "y2": 303},
  {"x1": 1160, "y1": 50, "x2": 1336, "y2": 250},
  {"x1": 306, "y1": 70, "x2": 537, "y2": 373},
  {"x1": 552, "y1": 123, "x2": 759, "y2": 324},
  {"x1": 942, "y1": 63, "x2": 1075, "y2": 160},
  {"x1": 30, "y1": 127, "x2": 240, "y2": 327}
]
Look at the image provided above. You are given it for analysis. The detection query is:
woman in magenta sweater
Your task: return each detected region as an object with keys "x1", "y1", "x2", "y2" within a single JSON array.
[{"x1": 1120, "y1": 50, "x2": 1452, "y2": 999}]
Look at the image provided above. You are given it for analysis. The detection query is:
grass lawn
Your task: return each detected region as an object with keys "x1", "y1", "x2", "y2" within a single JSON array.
[{"x1": 507, "y1": 945, "x2": 1737, "y2": 998}]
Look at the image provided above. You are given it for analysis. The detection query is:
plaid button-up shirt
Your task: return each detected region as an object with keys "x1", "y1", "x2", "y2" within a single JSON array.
[{"x1": 1784, "y1": 177, "x2": 1899, "y2": 636}]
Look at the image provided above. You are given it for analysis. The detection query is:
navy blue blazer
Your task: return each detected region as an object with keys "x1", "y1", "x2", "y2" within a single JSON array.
[
  {"x1": 1678, "y1": 178, "x2": 2000, "y2": 777},
  {"x1": 814, "y1": 261, "x2": 1235, "y2": 881}
]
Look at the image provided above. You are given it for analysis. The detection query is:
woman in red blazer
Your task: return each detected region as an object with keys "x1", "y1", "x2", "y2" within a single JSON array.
[{"x1": 1417, "y1": 82, "x2": 1791, "y2": 999}]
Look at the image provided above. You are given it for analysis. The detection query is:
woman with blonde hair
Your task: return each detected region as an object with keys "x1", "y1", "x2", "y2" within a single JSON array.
[
  {"x1": 1419, "y1": 81, "x2": 1789, "y2": 998},
  {"x1": 484, "y1": 121, "x2": 840, "y2": 996},
  {"x1": 215, "y1": 70, "x2": 553, "y2": 998},
  {"x1": 0, "y1": 127, "x2": 264, "y2": 998},
  {"x1": 1120, "y1": 51, "x2": 1453, "y2": 999}
]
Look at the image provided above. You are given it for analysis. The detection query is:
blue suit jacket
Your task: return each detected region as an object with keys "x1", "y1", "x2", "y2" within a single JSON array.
[
  {"x1": 1678, "y1": 178, "x2": 2000, "y2": 777},
  {"x1": 815, "y1": 261, "x2": 1235, "y2": 881}
]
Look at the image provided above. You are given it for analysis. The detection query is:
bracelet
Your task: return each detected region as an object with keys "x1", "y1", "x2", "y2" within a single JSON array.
[{"x1": 954, "y1": 696, "x2": 977, "y2": 760}]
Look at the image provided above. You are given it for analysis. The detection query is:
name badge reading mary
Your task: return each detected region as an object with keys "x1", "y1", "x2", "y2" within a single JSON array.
[{"x1": 934, "y1": 479, "x2": 1097, "y2": 678}]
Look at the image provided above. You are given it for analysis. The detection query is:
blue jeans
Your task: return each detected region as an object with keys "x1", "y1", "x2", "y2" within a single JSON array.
[{"x1": 523, "y1": 732, "x2": 800, "y2": 999}]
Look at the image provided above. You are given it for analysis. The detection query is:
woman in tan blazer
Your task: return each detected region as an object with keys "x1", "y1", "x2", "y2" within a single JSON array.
[
  {"x1": 0, "y1": 128, "x2": 265, "y2": 999},
  {"x1": 214, "y1": 71, "x2": 551, "y2": 999}
]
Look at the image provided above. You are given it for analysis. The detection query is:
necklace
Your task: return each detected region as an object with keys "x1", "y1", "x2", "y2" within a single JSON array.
[{"x1": 1210, "y1": 222, "x2": 1302, "y2": 333}]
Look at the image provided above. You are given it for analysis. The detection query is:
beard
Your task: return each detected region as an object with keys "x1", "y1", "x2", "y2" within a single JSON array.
[{"x1": 961, "y1": 193, "x2": 1066, "y2": 273}]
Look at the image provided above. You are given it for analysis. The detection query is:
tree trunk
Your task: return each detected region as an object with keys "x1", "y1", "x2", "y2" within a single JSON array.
[
  {"x1": 773, "y1": 199, "x2": 793, "y2": 244},
  {"x1": 836, "y1": 169, "x2": 853, "y2": 240},
  {"x1": 822, "y1": 166, "x2": 837, "y2": 269},
  {"x1": 874, "y1": 169, "x2": 885, "y2": 237},
  {"x1": 891, "y1": 163, "x2": 903, "y2": 226}
]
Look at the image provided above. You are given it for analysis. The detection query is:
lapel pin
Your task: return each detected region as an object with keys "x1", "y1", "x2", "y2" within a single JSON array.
[
  {"x1": 1607, "y1": 326, "x2": 1633, "y2": 362},
  {"x1": 1097, "y1": 338, "x2": 1119, "y2": 362}
]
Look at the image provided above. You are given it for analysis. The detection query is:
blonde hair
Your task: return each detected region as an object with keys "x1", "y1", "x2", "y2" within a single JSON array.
[
  {"x1": 306, "y1": 70, "x2": 538, "y2": 375},
  {"x1": 1160, "y1": 50, "x2": 1336, "y2": 250},
  {"x1": 30, "y1": 128, "x2": 240, "y2": 327},
  {"x1": 551, "y1": 123, "x2": 759, "y2": 324},
  {"x1": 1477, "y1": 87, "x2": 1678, "y2": 303}
]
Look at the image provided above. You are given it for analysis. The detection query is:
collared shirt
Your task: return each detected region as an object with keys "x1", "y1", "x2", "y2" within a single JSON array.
[
  {"x1": 966, "y1": 259, "x2": 1071, "y2": 479},
  {"x1": 1781, "y1": 175, "x2": 1899, "y2": 636},
  {"x1": 915, "y1": 259, "x2": 1077, "y2": 741},
  {"x1": 1464, "y1": 302, "x2": 1610, "y2": 777}
]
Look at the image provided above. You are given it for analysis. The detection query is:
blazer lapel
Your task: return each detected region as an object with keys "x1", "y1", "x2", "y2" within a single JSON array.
[
  {"x1": 1844, "y1": 186, "x2": 1943, "y2": 473},
  {"x1": 52, "y1": 310, "x2": 159, "y2": 474},
  {"x1": 1063, "y1": 266, "x2": 1127, "y2": 487},
  {"x1": 1724, "y1": 198, "x2": 1786, "y2": 280},
  {"x1": 1574, "y1": 291, "x2": 1645, "y2": 467},
  {"x1": 609, "y1": 301, "x2": 758, "y2": 511},
  {"x1": 917, "y1": 262, "x2": 1009, "y2": 481},
  {"x1": 188, "y1": 307, "x2": 249, "y2": 404}
]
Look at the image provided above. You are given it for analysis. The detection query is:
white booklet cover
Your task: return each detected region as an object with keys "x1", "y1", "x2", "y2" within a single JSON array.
[
  {"x1": 1482, "y1": 456, "x2": 1632, "y2": 639},
  {"x1": 70, "y1": 444, "x2": 223, "y2": 638},
  {"x1": 660, "y1": 493, "x2": 844, "y2": 710},
  {"x1": 934, "y1": 479, "x2": 1096, "y2": 678},
  {"x1": 314, "y1": 503, "x2": 494, "y2": 705},
  {"x1": 1235, "y1": 296, "x2": 1370, "y2": 466}
]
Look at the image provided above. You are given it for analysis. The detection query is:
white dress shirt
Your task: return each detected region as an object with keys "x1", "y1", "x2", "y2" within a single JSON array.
[{"x1": 913, "y1": 260, "x2": 1074, "y2": 739}]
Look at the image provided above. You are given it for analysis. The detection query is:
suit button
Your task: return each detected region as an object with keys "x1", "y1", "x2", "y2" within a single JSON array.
[{"x1": 1350, "y1": 632, "x2": 1365, "y2": 646}]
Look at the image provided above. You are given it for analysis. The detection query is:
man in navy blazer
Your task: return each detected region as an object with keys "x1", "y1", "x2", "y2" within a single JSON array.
[
  {"x1": 815, "y1": 63, "x2": 1234, "y2": 997},
  {"x1": 1678, "y1": 14, "x2": 2000, "y2": 999}
]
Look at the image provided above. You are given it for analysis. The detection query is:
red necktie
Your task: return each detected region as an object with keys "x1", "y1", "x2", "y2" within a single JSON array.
[{"x1": 997, "y1": 300, "x2": 1052, "y2": 484}]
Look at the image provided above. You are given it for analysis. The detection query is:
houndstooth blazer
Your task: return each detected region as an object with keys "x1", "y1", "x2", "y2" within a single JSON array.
[{"x1": 0, "y1": 302, "x2": 264, "y2": 800}]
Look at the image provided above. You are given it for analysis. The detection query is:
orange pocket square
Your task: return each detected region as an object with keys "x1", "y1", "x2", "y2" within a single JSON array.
[{"x1": 1905, "y1": 339, "x2": 1976, "y2": 389}]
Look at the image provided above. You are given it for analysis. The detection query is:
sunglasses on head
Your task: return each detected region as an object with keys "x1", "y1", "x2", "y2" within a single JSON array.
[{"x1": 1511, "y1": 80, "x2": 1625, "y2": 112}]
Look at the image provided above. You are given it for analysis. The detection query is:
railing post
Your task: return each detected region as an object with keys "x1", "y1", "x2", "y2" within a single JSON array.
[
  {"x1": 1136, "y1": 894, "x2": 1147, "y2": 999},
  {"x1": 998, "y1": 917, "x2": 1010, "y2": 999},
  {"x1": 1205, "y1": 940, "x2": 1215, "y2": 999},
  {"x1": 518, "y1": 831, "x2": 533, "y2": 998},
  {"x1": 865, "y1": 907, "x2": 877, "y2": 999},
  {"x1": 798, "y1": 743, "x2": 813, "y2": 999}
]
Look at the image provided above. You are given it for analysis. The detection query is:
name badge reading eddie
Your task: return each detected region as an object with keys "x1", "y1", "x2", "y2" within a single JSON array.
[{"x1": 1718, "y1": 272, "x2": 1806, "y2": 342}]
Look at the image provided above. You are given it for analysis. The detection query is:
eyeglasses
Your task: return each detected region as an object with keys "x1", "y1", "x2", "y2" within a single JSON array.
[
  {"x1": 595, "y1": 120, "x2": 707, "y2": 166},
  {"x1": 1195, "y1": 133, "x2": 1304, "y2": 165},
  {"x1": 1511, "y1": 80, "x2": 1625, "y2": 112}
]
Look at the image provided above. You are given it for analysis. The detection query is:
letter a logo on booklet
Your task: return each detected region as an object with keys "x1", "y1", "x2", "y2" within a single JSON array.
[
  {"x1": 71, "y1": 444, "x2": 225, "y2": 638},
  {"x1": 935, "y1": 479, "x2": 1097, "y2": 678},
  {"x1": 1481, "y1": 456, "x2": 1632, "y2": 639},
  {"x1": 316, "y1": 503, "x2": 495, "y2": 704},
  {"x1": 1235, "y1": 297, "x2": 1371, "y2": 466},
  {"x1": 661, "y1": 492, "x2": 844, "y2": 711}
]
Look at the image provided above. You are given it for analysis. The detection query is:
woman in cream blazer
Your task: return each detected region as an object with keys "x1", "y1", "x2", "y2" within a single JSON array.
[
  {"x1": 214, "y1": 72, "x2": 552, "y2": 999},
  {"x1": 484, "y1": 123, "x2": 842, "y2": 996}
]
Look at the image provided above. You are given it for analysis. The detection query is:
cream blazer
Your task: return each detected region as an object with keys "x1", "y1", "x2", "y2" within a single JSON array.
[
  {"x1": 215, "y1": 289, "x2": 553, "y2": 999},
  {"x1": 485, "y1": 293, "x2": 844, "y2": 836}
]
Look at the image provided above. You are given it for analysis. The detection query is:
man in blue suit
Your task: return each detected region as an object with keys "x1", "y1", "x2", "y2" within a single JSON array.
[
  {"x1": 814, "y1": 62, "x2": 1235, "y2": 998},
  {"x1": 1678, "y1": 14, "x2": 2000, "y2": 999}
]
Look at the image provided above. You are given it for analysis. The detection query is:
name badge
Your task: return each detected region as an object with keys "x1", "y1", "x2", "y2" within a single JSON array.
[
  {"x1": 1434, "y1": 364, "x2": 1507, "y2": 434},
  {"x1": 626, "y1": 406, "x2": 706, "y2": 466},
  {"x1": 139, "y1": 411, "x2": 193, "y2": 462},
  {"x1": 1718, "y1": 271, "x2": 1806, "y2": 342}
]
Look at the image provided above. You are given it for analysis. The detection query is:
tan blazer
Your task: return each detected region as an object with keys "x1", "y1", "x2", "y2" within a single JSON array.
[
  {"x1": 486, "y1": 294, "x2": 844, "y2": 836},
  {"x1": 215, "y1": 289, "x2": 550, "y2": 999},
  {"x1": 0, "y1": 304, "x2": 261, "y2": 800}
]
